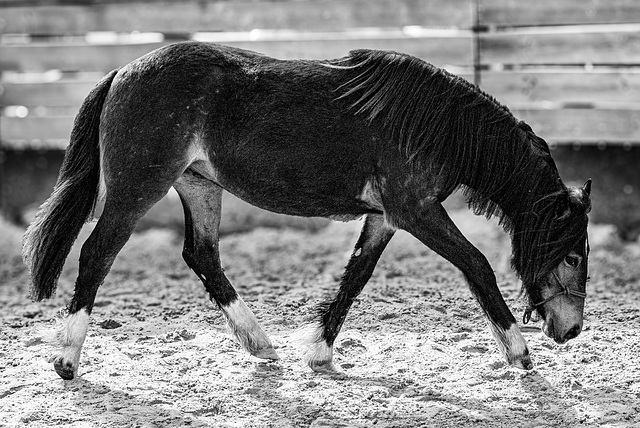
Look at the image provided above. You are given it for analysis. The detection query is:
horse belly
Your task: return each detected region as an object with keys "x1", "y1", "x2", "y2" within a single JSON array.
[
  {"x1": 199, "y1": 134, "x2": 381, "y2": 219},
  {"x1": 216, "y1": 160, "x2": 377, "y2": 219}
]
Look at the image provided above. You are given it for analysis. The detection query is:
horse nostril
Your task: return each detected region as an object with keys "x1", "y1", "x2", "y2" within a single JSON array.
[{"x1": 563, "y1": 324, "x2": 582, "y2": 341}]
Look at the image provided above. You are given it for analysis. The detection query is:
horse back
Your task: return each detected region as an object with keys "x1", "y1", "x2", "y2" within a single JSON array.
[{"x1": 100, "y1": 42, "x2": 390, "y2": 219}]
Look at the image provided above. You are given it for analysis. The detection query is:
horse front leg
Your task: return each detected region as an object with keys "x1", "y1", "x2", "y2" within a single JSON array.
[
  {"x1": 387, "y1": 199, "x2": 533, "y2": 370},
  {"x1": 302, "y1": 214, "x2": 395, "y2": 372}
]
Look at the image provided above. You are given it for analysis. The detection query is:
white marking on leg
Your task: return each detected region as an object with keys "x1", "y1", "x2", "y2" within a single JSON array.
[
  {"x1": 294, "y1": 324, "x2": 336, "y2": 373},
  {"x1": 488, "y1": 322, "x2": 532, "y2": 370},
  {"x1": 187, "y1": 136, "x2": 221, "y2": 183},
  {"x1": 98, "y1": 153, "x2": 107, "y2": 203},
  {"x1": 359, "y1": 179, "x2": 384, "y2": 211},
  {"x1": 43, "y1": 309, "x2": 90, "y2": 379},
  {"x1": 220, "y1": 297, "x2": 279, "y2": 360}
]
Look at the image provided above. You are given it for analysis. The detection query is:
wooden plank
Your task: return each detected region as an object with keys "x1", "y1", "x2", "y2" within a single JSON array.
[
  {"x1": 1, "y1": 116, "x2": 74, "y2": 149},
  {"x1": 513, "y1": 108, "x2": 640, "y2": 144},
  {"x1": 0, "y1": 0, "x2": 473, "y2": 34},
  {"x1": 0, "y1": 35, "x2": 473, "y2": 72},
  {"x1": 3, "y1": 107, "x2": 640, "y2": 150},
  {"x1": 481, "y1": 70, "x2": 640, "y2": 104},
  {"x1": 0, "y1": 41, "x2": 167, "y2": 72},
  {"x1": 479, "y1": 0, "x2": 640, "y2": 27},
  {"x1": 480, "y1": 26, "x2": 640, "y2": 65},
  {"x1": 0, "y1": 79, "x2": 99, "y2": 106}
]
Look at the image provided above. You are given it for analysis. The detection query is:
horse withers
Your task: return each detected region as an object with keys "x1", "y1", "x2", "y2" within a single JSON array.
[{"x1": 22, "y1": 42, "x2": 591, "y2": 379}]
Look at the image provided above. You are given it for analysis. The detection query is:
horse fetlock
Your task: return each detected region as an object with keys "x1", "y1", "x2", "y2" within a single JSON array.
[{"x1": 489, "y1": 322, "x2": 533, "y2": 371}]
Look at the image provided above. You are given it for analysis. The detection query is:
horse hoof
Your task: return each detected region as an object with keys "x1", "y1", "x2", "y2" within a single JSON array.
[
  {"x1": 509, "y1": 354, "x2": 533, "y2": 371},
  {"x1": 308, "y1": 359, "x2": 338, "y2": 374},
  {"x1": 251, "y1": 347, "x2": 280, "y2": 361},
  {"x1": 53, "y1": 357, "x2": 76, "y2": 380}
]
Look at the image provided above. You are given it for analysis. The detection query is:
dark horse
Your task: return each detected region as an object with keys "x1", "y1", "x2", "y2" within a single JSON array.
[{"x1": 23, "y1": 42, "x2": 591, "y2": 379}]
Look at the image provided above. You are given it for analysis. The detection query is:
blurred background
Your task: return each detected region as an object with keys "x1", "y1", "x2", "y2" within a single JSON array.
[{"x1": 1, "y1": 0, "x2": 639, "y2": 239}]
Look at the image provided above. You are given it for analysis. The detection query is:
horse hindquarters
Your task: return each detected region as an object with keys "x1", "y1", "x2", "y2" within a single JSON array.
[{"x1": 41, "y1": 68, "x2": 198, "y2": 379}]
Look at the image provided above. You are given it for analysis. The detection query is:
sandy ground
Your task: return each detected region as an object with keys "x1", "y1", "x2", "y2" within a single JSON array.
[{"x1": 1, "y1": 207, "x2": 639, "y2": 428}]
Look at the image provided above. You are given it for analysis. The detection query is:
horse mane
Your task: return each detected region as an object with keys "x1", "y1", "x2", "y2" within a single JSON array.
[{"x1": 334, "y1": 49, "x2": 588, "y2": 288}]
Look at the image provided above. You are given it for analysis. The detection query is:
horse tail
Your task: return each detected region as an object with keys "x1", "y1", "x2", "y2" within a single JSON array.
[{"x1": 22, "y1": 69, "x2": 119, "y2": 301}]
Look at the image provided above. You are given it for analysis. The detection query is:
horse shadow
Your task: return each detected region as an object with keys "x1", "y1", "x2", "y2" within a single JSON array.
[
  {"x1": 63, "y1": 361, "x2": 342, "y2": 428},
  {"x1": 519, "y1": 370, "x2": 639, "y2": 425},
  {"x1": 306, "y1": 368, "x2": 581, "y2": 426},
  {"x1": 242, "y1": 360, "x2": 346, "y2": 425},
  {"x1": 518, "y1": 370, "x2": 579, "y2": 421},
  {"x1": 63, "y1": 377, "x2": 212, "y2": 428},
  {"x1": 244, "y1": 365, "x2": 510, "y2": 426},
  {"x1": 62, "y1": 361, "x2": 637, "y2": 427}
]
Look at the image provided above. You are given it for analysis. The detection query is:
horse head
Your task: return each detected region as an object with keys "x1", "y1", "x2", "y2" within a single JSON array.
[{"x1": 524, "y1": 179, "x2": 592, "y2": 344}]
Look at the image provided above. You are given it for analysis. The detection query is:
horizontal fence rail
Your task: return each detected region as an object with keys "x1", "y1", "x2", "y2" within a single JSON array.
[
  {"x1": 1, "y1": 0, "x2": 640, "y2": 149},
  {"x1": 0, "y1": 29, "x2": 474, "y2": 72},
  {"x1": 0, "y1": 0, "x2": 473, "y2": 33}
]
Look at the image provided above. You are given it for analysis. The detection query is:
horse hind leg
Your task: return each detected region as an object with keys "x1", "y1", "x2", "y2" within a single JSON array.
[
  {"x1": 173, "y1": 170, "x2": 279, "y2": 360},
  {"x1": 49, "y1": 181, "x2": 173, "y2": 379},
  {"x1": 300, "y1": 214, "x2": 394, "y2": 372}
]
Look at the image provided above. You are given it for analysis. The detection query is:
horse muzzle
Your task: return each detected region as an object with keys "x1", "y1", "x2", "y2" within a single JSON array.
[{"x1": 542, "y1": 318, "x2": 582, "y2": 344}]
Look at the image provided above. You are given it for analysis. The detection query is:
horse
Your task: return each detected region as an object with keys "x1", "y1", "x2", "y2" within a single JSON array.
[{"x1": 22, "y1": 42, "x2": 591, "y2": 380}]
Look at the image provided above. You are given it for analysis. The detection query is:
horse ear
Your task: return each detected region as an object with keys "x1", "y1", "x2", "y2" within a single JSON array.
[
  {"x1": 583, "y1": 179, "x2": 592, "y2": 214},
  {"x1": 583, "y1": 179, "x2": 592, "y2": 196}
]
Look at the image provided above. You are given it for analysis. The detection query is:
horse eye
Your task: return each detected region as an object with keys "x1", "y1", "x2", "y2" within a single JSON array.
[{"x1": 565, "y1": 255, "x2": 580, "y2": 268}]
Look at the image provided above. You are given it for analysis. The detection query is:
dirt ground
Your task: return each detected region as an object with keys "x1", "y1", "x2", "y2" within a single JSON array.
[{"x1": 1, "y1": 204, "x2": 639, "y2": 428}]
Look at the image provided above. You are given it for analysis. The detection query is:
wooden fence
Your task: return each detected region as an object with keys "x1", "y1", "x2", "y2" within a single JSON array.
[{"x1": 1, "y1": 0, "x2": 640, "y2": 149}]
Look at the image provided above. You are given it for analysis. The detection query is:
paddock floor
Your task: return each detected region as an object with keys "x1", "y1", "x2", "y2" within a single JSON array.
[{"x1": 0, "y1": 208, "x2": 638, "y2": 428}]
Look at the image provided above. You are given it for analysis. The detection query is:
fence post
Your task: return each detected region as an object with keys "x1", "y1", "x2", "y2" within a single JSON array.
[
  {"x1": 0, "y1": 140, "x2": 5, "y2": 218},
  {"x1": 472, "y1": 0, "x2": 482, "y2": 86}
]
